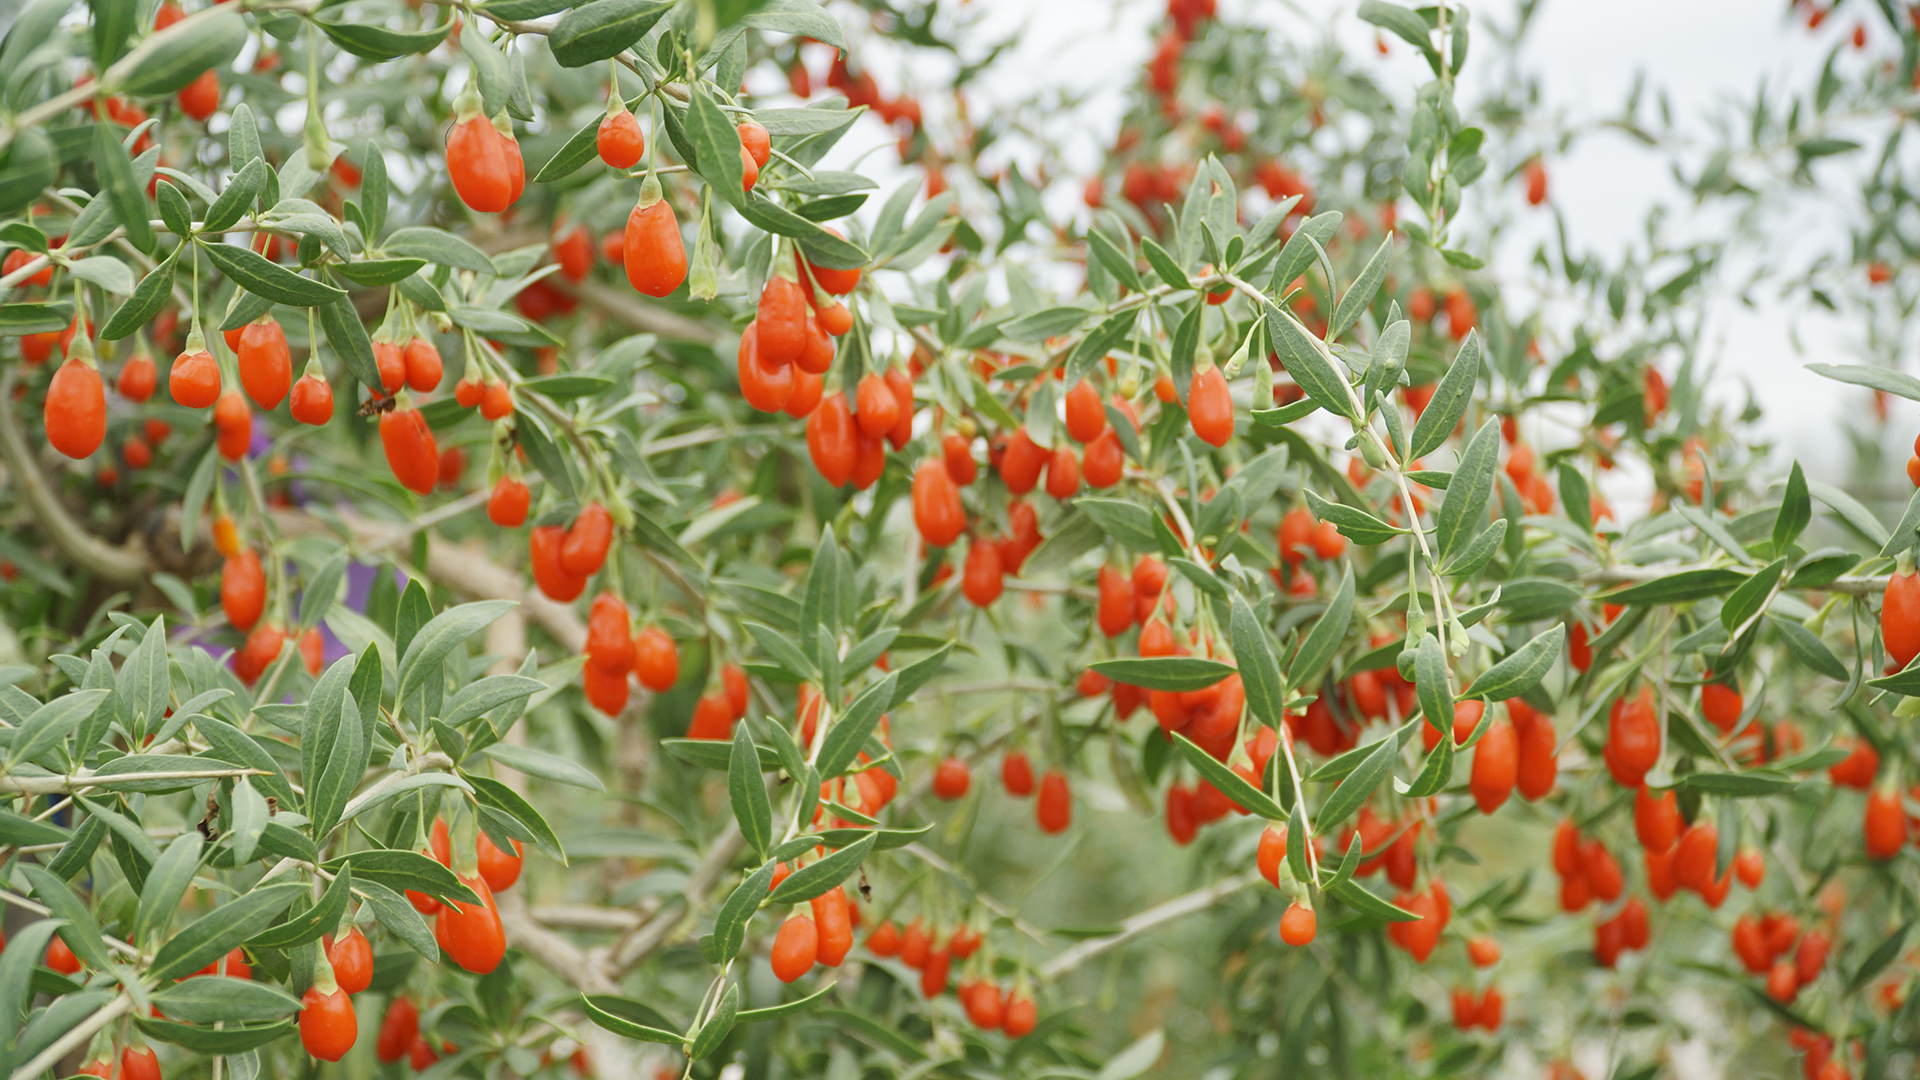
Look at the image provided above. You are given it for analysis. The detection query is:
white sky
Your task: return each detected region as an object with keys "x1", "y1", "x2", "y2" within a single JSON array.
[{"x1": 781, "y1": 0, "x2": 1915, "y2": 499}]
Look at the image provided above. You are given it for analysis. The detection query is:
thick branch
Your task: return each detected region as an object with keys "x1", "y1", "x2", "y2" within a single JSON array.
[{"x1": 498, "y1": 893, "x2": 619, "y2": 995}]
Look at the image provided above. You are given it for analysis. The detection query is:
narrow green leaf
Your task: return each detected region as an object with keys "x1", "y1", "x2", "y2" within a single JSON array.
[
  {"x1": 1434, "y1": 418, "x2": 1500, "y2": 563},
  {"x1": 1462, "y1": 624, "x2": 1564, "y2": 701},
  {"x1": 1409, "y1": 331, "x2": 1480, "y2": 460},
  {"x1": 728, "y1": 725, "x2": 773, "y2": 860}
]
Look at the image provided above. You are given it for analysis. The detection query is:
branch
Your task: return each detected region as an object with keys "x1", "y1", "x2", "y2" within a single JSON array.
[
  {"x1": 0, "y1": 371, "x2": 150, "y2": 584},
  {"x1": 0, "y1": 767, "x2": 267, "y2": 796},
  {"x1": 1037, "y1": 871, "x2": 1259, "y2": 979},
  {"x1": 498, "y1": 893, "x2": 619, "y2": 995},
  {"x1": 1581, "y1": 564, "x2": 1888, "y2": 597},
  {"x1": 609, "y1": 821, "x2": 745, "y2": 973},
  {"x1": 6, "y1": 992, "x2": 132, "y2": 1080},
  {"x1": 557, "y1": 278, "x2": 723, "y2": 346},
  {"x1": 338, "y1": 751, "x2": 452, "y2": 822}
]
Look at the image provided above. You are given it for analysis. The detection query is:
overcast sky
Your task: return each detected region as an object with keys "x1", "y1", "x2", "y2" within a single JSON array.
[{"x1": 786, "y1": 0, "x2": 1912, "y2": 502}]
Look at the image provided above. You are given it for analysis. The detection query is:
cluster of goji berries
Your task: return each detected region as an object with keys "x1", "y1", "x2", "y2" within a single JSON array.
[
  {"x1": 292, "y1": 817, "x2": 521, "y2": 1063},
  {"x1": 215, "y1": 519, "x2": 321, "y2": 684},
  {"x1": 581, "y1": 592, "x2": 685, "y2": 716},
  {"x1": 994, "y1": 748, "x2": 1072, "y2": 834},
  {"x1": 861, "y1": 914, "x2": 1037, "y2": 1037}
]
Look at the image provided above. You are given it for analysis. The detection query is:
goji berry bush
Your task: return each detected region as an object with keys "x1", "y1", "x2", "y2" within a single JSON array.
[{"x1": 1, "y1": 0, "x2": 1918, "y2": 1077}]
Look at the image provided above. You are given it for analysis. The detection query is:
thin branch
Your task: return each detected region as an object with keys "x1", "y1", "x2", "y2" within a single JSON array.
[
  {"x1": 1037, "y1": 871, "x2": 1259, "y2": 979},
  {"x1": 0, "y1": 767, "x2": 267, "y2": 796},
  {"x1": 6, "y1": 992, "x2": 132, "y2": 1080},
  {"x1": 1582, "y1": 564, "x2": 1887, "y2": 597}
]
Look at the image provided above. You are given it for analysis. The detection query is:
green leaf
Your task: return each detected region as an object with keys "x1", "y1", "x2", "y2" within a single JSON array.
[
  {"x1": 1808, "y1": 478, "x2": 1890, "y2": 549},
  {"x1": 21, "y1": 865, "x2": 110, "y2": 971},
  {"x1": 316, "y1": 13, "x2": 449, "y2": 59},
  {"x1": 0, "y1": 920, "x2": 64, "y2": 1054},
  {"x1": 1329, "y1": 234, "x2": 1392, "y2": 340},
  {"x1": 728, "y1": 725, "x2": 773, "y2": 860},
  {"x1": 689, "y1": 982, "x2": 739, "y2": 1060},
  {"x1": 148, "y1": 883, "x2": 304, "y2": 981},
  {"x1": 549, "y1": 0, "x2": 673, "y2": 64},
  {"x1": 744, "y1": 621, "x2": 815, "y2": 679},
  {"x1": 1230, "y1": 594, "x2": 1286, "y2": 729},
  {"x1": 1271, "y1": 211, "x2": 1343, "y2": 293},
  {"x1": 356, "y1": 879, "x2": 439, "y2": 961},
  {"x1": 1606, "y1": 568, "x2": 1747, "y2": 606},
  {"x1": 93, "y1": 122, "x2": 153, "y2": 255},
  {"x1": 815, "y1": 674, "x2": 896, "y2": 779},
  {"x1": 100, "y1": 253, "x2": 177, "y2": 340},
  {"x1": 1316, "y1": 734, "x2": 1398, "y2": 829},
  {"x1": 532, "y1": 117, "x2": 603, "y2": 186},
  {"x1": 1302, "y1": 490, "x2": 1402, "y2": 545},
  {"x1": 1880, "y1": 488, "x2": 1920, "y2": 562},
  {"x1": 441, "y1": 675, "x2": 544, "y2": 729},
  {"x1": 248, "y1": 866, "x2": 352, "y2": 949},
  {"x1": 1066, "y1": 309, "x2": 1137, "y2": 382},
  {"x1": 740, "y1": 0, "x2": 847, "y2": 50},
  {"x1": 1409, "y1": 331, "x2": 1480, "y2": 460},
  {"x1": 322, "y1": 850, "x2": 477, "y2": 905},
  {"x1": 686, "y1": 88, "x2": 745, "y2": 208},
  {"x1": 582, "y1": 994, "x2": 684, "y2": 1045},
  {"x1": 1020, "y1": 512, "x2": 1103, "y2": 576},
  {"x1": 0, "y1": 300, "x2": 73, "y2": 334},
  {"x1": 1003, "y1": 306, "x2": 1091, "y2": 342},
  {"x1": 1433, "y1": 418, "x2": 1499, "y2": 564},
  {"x1": 710, "y1": 860, "x2": 779, "y2": 963},
  {"x1": 1462, "y1": 624, "x2": 1564, "y2": 701},
  {"x1": 483, "y1": 742, "x2": 606, "y2": 791},
  {"x1": 1771, "y1": 616, "x2": 1848, "y2": 682},
  {"x1": 1324, "y1": 877, "x2": 1421, "y2": 922},
  {"x1": 735, "y1": 981, "x2": 835, "y2": 1024},
  {"x1": 1720, "y1": 558, "x2": 1786, "y2": 634},
  {"x1": 1805, "y1": 362, "x2": 1920, "y2": 403},
  {"x1": 331, "y1": 258, "x2": 428, "y2": 287},
  {"x1": 887, "y1": 644, "x2": 953, "y2": 708},
  {"x1": 1171, "y1": 735, "x2": 1284, "y2": 820},
  {"x1": 397, "y1": 601, "x2": 516, "y2": 702},
  {"x1": 1074, "y1": 497, "x2": 1160, "y2": 549},
  {"x1": 200, "y1": 240, "x2": 344, "y2": 306},
  {"x1": 151, "y1": 977, "x2": 302, "y2": 1024},
  {"x1": 1441, "y1": 519, "x2": 1507, "y2": 578},
  {"x1": 1413, "y1": 634, "x2": 1450, "y2": 735},
  {"x1": 1289, "y1": 566, "x2": 1353, "y2": 686},
  {"x1": 134, "y1": 1014, "x2": 294, "y2": 1054},
  {"x1": 117, "y1": 615, "x2": 168, "y2": 734},
  {"x1": 1140, "y1": 237, "x2": 1189, "y2": 290},
  {"x1": 1848, "y1": 920, "x2": 1912, "y2": 994},
  {"x1": 1088, "y1": 657, "x2": 1236, "y2": 692},
  {"x1": 133, "y1": 833, "x2": 203, "y2": 948},
  {"x1": 769, "y1": 833, "x2": 877, "y2": 904},
  {"x1": 1267, "y1": 306, "x2": 1354, "y2": 421},
  {"x1": 117, "y1": 10, "x2": 246, "y2": 95},
  {"x1": 383, "y1": 227, "x2": 496, "y2": 274},
  {"x1": 11, "y1": 689, "x2": 108, "y2": 766},
  {"x1": 1774, "y1": 460, "x2": 1811, "y2": 551},
  {"x1": 1402, "y1": 730, "x2": 1453, "y2": 798},
  {"x1": 1676, "y1": 770, "x2": 1796, "y2": 797}
]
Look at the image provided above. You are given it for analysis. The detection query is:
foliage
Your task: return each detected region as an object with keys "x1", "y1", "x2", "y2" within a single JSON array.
[{"x1": 2, "y1": 0, "x2": 1920, "y2": 1078}]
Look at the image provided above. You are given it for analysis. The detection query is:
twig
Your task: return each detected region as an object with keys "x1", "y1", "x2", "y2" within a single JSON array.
[
  {"x1": 1037, "y1": 871, "x2": 1260, "y2": 979},
  {"x1": 6, "y1": 992, "x2": 132, "y2": 1080},
  {"x1": 0, "y1": 767, "x2": 267, "y2": 796}
]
